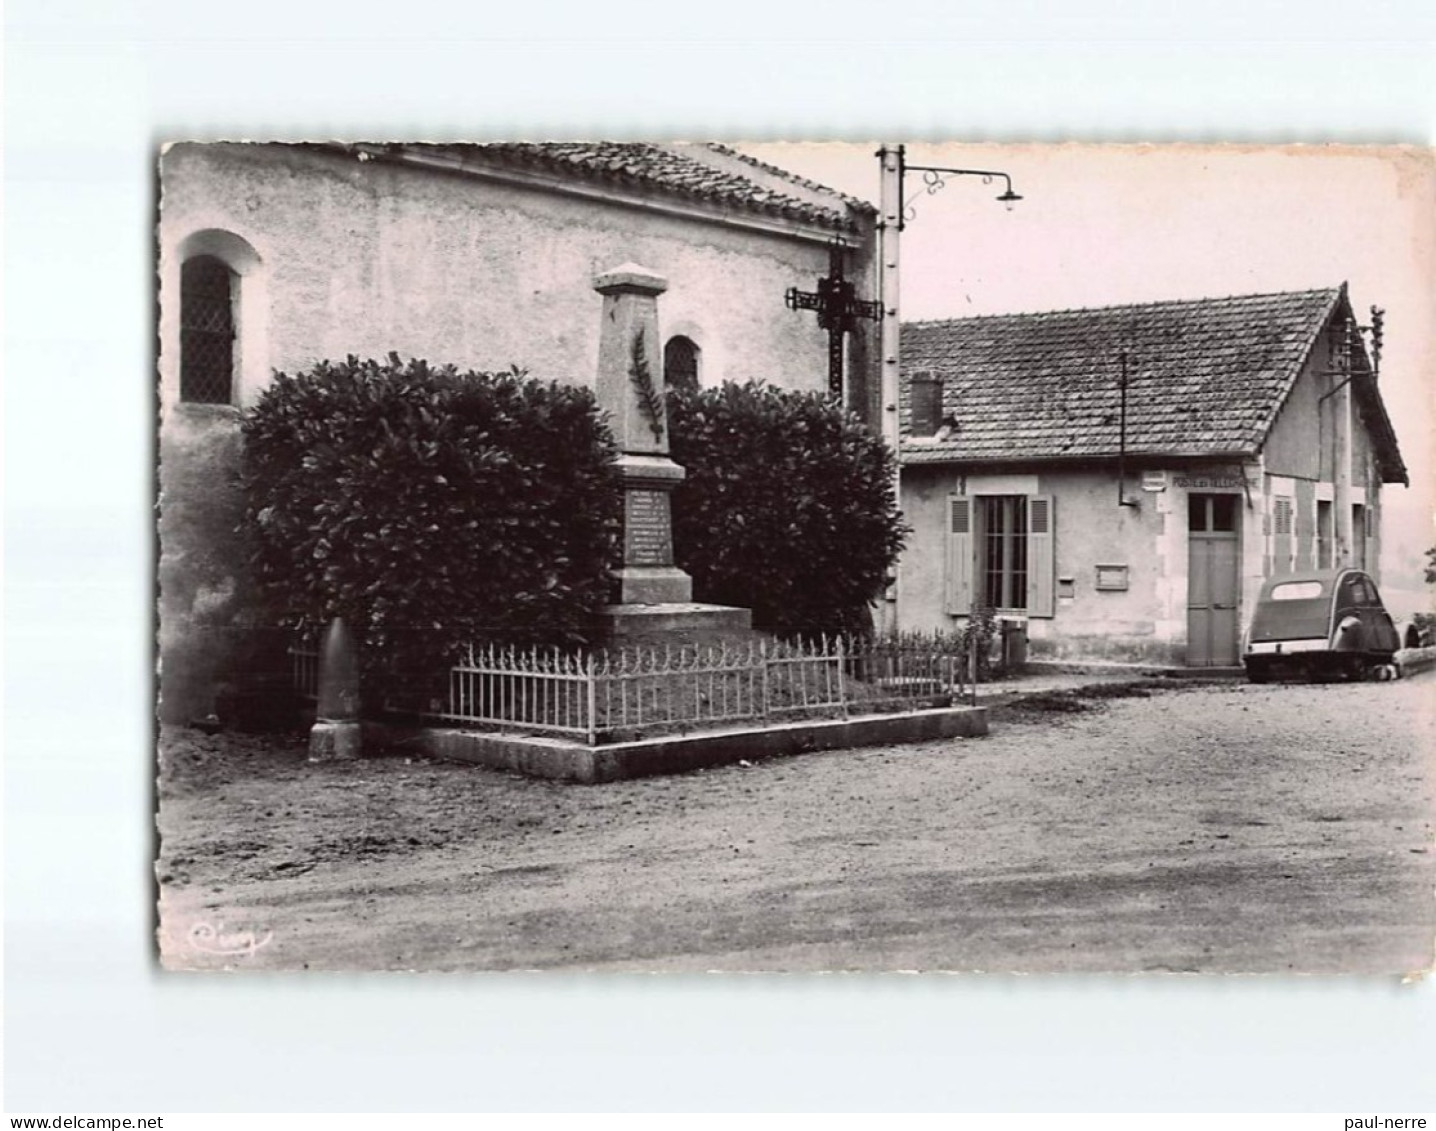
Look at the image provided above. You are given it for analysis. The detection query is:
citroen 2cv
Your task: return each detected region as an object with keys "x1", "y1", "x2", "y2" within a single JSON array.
[{"x1": 1243, "y1": 568, "x2": 1400, "y2": 683}]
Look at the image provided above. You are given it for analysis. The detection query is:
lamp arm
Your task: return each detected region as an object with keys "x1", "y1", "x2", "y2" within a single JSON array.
[{"x1": 898, "y1": 164, "x2": 1022, "y2": 225}]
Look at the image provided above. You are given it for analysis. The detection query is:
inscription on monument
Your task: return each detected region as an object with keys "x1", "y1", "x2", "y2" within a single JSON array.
[{"x1": 625, "y1": 489, "x2": 673, "y2": 566}]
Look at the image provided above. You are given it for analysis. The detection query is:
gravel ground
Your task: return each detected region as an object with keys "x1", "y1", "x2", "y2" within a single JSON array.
[{"x1": 155, "y1": 674, "x2": 1436, "y2": 973}]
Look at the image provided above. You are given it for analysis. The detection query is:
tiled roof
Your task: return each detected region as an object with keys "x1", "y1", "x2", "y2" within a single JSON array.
[
  {"x1": 702, "y1": 143, "x2": 878, "y2": 216},
  {"x1": 900, "y1": 287, "x2": 1403, "y2": 480},
  {"x1": 402, "y1": 142, "x2": 858, "y2": 230}
]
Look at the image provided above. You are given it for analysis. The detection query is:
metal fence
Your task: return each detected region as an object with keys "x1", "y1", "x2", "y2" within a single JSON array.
[
  {"x1": 439, "y1": 645, "x2": 594, "y2": 739},
  {"x1": 290, "y1": 632, "x2": 976, "y2": 745},
  {"x1": 291, "y1": 638, "x2": 320, "y2": 701}
]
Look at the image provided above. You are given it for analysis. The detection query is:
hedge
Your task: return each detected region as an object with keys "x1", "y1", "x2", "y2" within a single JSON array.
[
  {"x1": 667, "y1": 381, "x2": 907, "y2": 637},
  {"x1": 240, "y1": 355, "x2": 621, "y2": 694}
]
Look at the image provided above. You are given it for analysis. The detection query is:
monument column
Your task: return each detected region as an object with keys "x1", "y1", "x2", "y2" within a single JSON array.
[
  {"x1": 593, "y1": 264, "x2": 693, "y2": 605},
  {"x1": 592, "y1": 263, "x2": 751, "y2": 644}
]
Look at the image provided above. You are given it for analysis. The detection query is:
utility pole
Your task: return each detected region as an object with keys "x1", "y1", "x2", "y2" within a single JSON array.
[
  {"x1": 872, "y1": 145, "x2": 1023, "y2": 631},
  {"x1": 876, "y1": 144, "x2": 904, "y2": 631},
  {"x1": 1333, "y1": 314, "x2": 1354, "y2": 566}
]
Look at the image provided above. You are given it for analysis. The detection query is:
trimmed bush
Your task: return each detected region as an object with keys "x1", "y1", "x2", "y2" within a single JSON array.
[
  {"x1": 667, "y1": 381, "x2": 907, "y2": 637},
  {"x1": 240, "y1": 355, "x2": 622, "y2": 693}
]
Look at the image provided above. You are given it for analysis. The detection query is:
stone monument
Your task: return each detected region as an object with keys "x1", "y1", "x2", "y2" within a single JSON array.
[
  {"x1": 592, "y1": 263, "x2": 751, "y2": 645},
  {"x1": 309, "y1": 616, "x2": 362, "y2": 762}
]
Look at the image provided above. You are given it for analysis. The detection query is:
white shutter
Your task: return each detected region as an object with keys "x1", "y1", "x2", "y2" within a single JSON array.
[
  {"x1": 944, "y1": 495, "x2": 973, "y2": 615},
  {"x1": 1273, "y1": 496, "x2": 1294, "y2": 574},
  {"x1": 1027, "y1": 494, "x2": 1055, "y2": 617}
]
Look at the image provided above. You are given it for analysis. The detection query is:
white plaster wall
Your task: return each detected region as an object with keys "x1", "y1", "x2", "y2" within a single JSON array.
[
  {"x1": 898, "y1": 461, "x2": 1270, "y2": 664},
  {"x1": 158, "y1": 144, "x2": 844, "y2": 408}
]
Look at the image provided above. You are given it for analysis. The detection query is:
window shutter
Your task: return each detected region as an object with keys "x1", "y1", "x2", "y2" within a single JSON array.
[
  {"x1": 1273, "y1": 496, "x2": 1293, "y2": 574},
  {"x1": 1027, "y1": 494, "x2": 1055, "y2": 617},
  {"x1": 944, "y1": 495, "x2": 973, "y2": 615}
]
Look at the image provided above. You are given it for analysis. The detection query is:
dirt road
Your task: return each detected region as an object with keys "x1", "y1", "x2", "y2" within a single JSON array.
[{"x1": 156, "y1": 675, "x2": 1435, "y2": 973}]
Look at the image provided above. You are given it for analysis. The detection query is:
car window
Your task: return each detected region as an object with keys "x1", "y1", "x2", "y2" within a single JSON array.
[{"x1": 1271, "y1": 581, "x2": 1323, "y2": 601}]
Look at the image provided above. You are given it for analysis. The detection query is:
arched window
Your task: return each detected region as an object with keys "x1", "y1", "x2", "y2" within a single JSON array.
[
  {"x1": 180, "y1": 255, "x2": 236, "y2": 404},
  {"x1": 169, "y1": 228, "x2": 265, "y2": 411},
  {"x1": 663, "y1": 335, "x2": 700, "y2": 394}
]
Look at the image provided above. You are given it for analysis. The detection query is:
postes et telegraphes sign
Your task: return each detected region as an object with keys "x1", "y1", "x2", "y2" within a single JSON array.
[{"x1": 1167, "y1": 465, "x2": 1254, "y2": 490}]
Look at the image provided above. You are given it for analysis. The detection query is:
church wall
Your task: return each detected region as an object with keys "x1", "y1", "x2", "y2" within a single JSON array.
[
  {"x1": 158, "y1": 143, "x2": 853, "y2": 407},
  {"x1": 156, "y1": 142, "x2": 874, "y2": 723}
]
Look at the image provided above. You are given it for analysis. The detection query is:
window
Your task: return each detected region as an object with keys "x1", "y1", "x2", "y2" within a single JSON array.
[
  {"x1": 1189, "y1": 493, "x2": 1239, "y2": 533},
  {"x1": 980, "y1": 495, "x2": 1028, "y2": 610},
  {"x1": 1351, "y1": 504, "x2": 1367, "y2": 569},
  {"x1": 168, "y1": 228, "x2": 265, "y2": 412},
  {"x1": 945, "y1": 493, "x2": 1054, "y2": 617},
  {"x1": 180, "y1": 255, "x2": 236, "y2": 404},
  {"x1": 1338, "y1": 572, "x2": 1376, "y2": 611},
  {"x1": 663, "y1": 335, "x2": 700, "y2": 394},
  {"x1": 909, "y1": 372, "x2": 944, "y2": 437}
]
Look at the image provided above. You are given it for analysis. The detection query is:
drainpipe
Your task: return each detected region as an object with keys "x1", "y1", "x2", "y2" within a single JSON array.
[{"x1": 1117, "y1": 350, "x2": 1139, "y2": 508}]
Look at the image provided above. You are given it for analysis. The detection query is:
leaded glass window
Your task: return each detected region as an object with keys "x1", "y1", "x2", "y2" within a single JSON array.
[
  {"x1": 663, "y1": 335, "x2": 700, "y2": 394},
  {"x1": 181, "y1": 255, "x2": 235, "y2": 404}
]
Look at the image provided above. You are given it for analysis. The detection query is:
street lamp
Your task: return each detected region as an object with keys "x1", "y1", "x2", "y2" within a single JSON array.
[
  {"x1": 875, "y1": 144, "x2": 1023, "y2": 630},
  {"x1": 900, "y1": 163, "x2": 1024, "y2": 227}
]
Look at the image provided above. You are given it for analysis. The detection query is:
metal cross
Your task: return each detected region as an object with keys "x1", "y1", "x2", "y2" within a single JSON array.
[{"x1": 785, "y1": 242, "x2": 882, "y2": 400}]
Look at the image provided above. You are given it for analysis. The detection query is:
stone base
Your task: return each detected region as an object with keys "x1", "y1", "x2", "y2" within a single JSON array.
[
  {"x1": 615, "y1": 452, "x2": 686, "y2": 488},
  {"x1": 595, "y1": 601, "x2": 753, "y2": 650},
  {"x1": 309, "y1": 719, "x2": 362, "y2": 762},
  {"x1": 383, "y1": 705, "x2": 989, "y2": 784},
  {"x1": 613, "y1": 565, "x2": 692, "y2": 605}
]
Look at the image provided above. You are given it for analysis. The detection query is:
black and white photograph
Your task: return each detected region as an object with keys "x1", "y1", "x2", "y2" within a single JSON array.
[
  {"x1": 153, "y1": 140, "x2": 1435, "y2": 975},
  {"x1": 10, "y1": 0, "x2": 1436, "y2": 1115}
]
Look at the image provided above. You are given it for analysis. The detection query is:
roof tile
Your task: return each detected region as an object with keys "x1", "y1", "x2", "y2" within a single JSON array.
[
  {"x1": 417, "y1": 142, "x2": 857, "y2": 230},
  {"x1": 901, "y1": 288, "x2": 1341, "y2": 464}
]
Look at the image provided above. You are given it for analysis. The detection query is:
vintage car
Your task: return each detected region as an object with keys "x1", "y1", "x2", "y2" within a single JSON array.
[{"x1": 1244, "y1": 568, "x2": 1401, "y2": 682}]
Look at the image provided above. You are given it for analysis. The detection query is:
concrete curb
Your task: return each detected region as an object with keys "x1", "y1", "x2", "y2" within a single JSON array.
[
  {"x1": 1020, "y1": 660, "x2": 1246, "y2": 681},
  {"x1": 368, "y1": 706, "x2": 989, "y2": 784}
]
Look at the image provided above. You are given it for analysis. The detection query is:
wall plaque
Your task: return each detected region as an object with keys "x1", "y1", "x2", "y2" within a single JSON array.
[
  {"x1": 624, "y1": 489, "x2": 673, "y2": 567},
  {"x1": 1095, "y1": 564, "x2": 1129, "y2": 591}
]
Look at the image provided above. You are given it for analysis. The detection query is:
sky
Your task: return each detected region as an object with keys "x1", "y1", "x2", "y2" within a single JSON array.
[{"x1": 744, "y1": 143, "x2": 1436, "y2": 608}]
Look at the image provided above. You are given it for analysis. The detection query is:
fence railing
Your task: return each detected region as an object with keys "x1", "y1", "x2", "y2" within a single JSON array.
[
  {"x1": 440, "y1": 645, "x2": 594, "y2": 740},
  {"x1": 286, "y1": 633, "x2": 974, "y2": 745},
  {"x1": 291, "y1": 638, "x2": 320, "y2": 702},
  {"x1": 291, "y1": 633, "x2": 976, "y2": 744}
]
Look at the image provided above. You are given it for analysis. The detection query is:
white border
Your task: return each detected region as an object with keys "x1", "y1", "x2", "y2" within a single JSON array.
[{"x1": 6, "y1": 0, "x2": 1436, "y2": 1114}]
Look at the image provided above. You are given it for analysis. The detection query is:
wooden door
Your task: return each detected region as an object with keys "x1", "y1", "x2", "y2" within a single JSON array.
[{"x1": 1187, "y1": 494, "x2": 1241, "y2": 666}]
